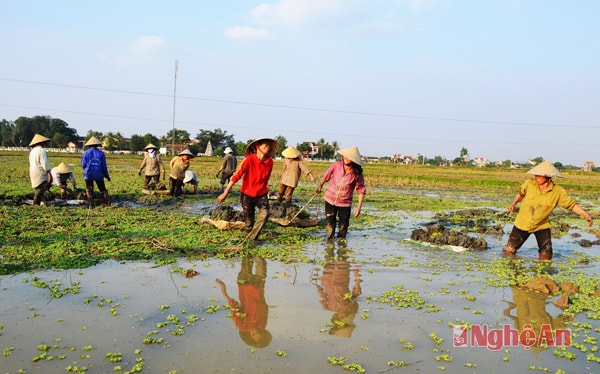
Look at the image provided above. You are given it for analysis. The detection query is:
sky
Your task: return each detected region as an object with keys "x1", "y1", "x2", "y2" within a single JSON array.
[{"x1": 1, "y1": 0, "x2": 599, "y2": 166}]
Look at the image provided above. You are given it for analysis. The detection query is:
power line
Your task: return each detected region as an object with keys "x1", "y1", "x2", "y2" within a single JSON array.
[
  {"x1": 1, "y1": 77, "x2": 598, "y2": 129},
  {"x1": 1, "y1": 103, "x2": 599, "y2": 147}
]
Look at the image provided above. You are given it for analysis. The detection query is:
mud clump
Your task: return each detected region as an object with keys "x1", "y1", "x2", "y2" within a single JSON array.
[{"x1": 410, "y1": 223, "x2": 487, "y2": 250}]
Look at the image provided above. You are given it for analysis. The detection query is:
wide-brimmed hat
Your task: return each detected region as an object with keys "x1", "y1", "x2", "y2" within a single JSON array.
[
  {"x1": 224, "y1": 146, "x2": 233, "y2": 154},
  {"x1": 29, "y1": 133, "x2": 50, "y2": 147},
  {"x1": 84, "y1": 136, "x2": 103, "y2": 147},
  {"x1": 55, "y1": 162, "x2": 74, "y2": 174},
  {"x1": 281, "y1": 146, "x2": 301, "y2": 159},
  {"x1": 178, "y1": 149, "x2": 195, "y2": 158},
  {"x1": 183, "y1": 171, "x2": 196, "y2": 183},
  {"x1": 337, "y1": 146, "x2": 362, "y2": 166},
  {"x1": 144, "y1": 143, "x2": 158, "y2": 151},
  {"x1": 245, "y1": 137, "x2": 279, "y2": 158},
  {"x1": 526, "y1": 160, "x2": 563, "y2": 178}
]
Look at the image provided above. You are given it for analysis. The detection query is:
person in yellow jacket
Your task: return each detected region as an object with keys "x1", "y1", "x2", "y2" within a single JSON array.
[
  {"x1": 503, "y1": 160, "x2": 593, "y2": 260},
  {"x1": 169, "y1": 149, "x2": 194, "y2": 196}
]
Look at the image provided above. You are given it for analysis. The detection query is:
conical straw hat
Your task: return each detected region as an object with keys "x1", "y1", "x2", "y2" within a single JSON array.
[
  {"x1": 29, "y1": 133, "x2": 50, "y2": 146},
  {"x1": 245, "y1": 137, "x2": 279, "y2": 158},
  {"x1": 84, "y1": 136, "x2": 102, "y2": 147},
  {"x1": 178, "y1": 149, "x2": 195, "y2": 157},
  {"x1": 55, "y1": 162, "x2": 74, "y2": 174},
  {"x1": 281, "y1": 146, "x2": 301, "y2": 159},
  {"x1": 144, "y1": 143, "x2": 158, "y2": 151},
  {"x1": 337, "y1": 146, "x2": 362, "y2": 166},
  {"x1": 526, "y1": 160, "x2": 563, "y2": 178}
]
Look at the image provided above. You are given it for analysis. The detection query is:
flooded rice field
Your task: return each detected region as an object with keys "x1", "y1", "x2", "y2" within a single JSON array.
[{"x1": 2, "y1": 197, "x2": 600, "y2": 374}]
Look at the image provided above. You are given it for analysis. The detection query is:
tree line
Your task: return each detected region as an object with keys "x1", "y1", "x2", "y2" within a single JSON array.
[{"x1": 0, "y1": 115, "x2": 341, "y2": 158}]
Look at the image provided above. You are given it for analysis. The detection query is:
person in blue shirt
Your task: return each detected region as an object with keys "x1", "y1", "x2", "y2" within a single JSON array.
[{"x1": 81, "y1": 136, "x2": 111, "y2": 207}]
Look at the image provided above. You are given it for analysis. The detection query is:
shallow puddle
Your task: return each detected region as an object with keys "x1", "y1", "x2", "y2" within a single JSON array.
[{"x1": 1, "y1": 223, "x2": 600, "y2": 373}]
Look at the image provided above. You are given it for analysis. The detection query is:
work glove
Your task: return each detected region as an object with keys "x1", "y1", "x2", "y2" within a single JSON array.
[
  {"x1": 138, "y1": 170, "x2": 142, "y2": 176},
  {"x1": 106, "y1": 176, "x2": 111, "y2": 182},
  {"x1": 216, "y1": 171, "x2": 221, "y2": 178}
]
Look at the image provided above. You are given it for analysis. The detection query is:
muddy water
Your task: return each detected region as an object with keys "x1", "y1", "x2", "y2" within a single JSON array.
[{"x1": 1, "y1": 224, "x2": 600, "y2": 373}]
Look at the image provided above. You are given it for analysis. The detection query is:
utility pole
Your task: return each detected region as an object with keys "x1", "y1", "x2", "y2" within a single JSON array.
[{"x1": 171, "y1": 60, "x2": 179, "y2": 156}]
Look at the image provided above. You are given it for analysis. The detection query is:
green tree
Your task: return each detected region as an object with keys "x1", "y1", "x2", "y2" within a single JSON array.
[
  {"x1": 0, "y1": 120, "x2": 16, "y2": 146},
  {"x1": 531, "y1": 156, "x2": 544, "y2": 165},
  {"x1": 13, "y1": 116, "x2": 78, "y2": 147},
  {"x1": 296, "y1": 142, "x2": 312, "y2": 154},
  {"x1": 143, "y1": 133, "x2": 160, "y2": 147},
  {"x1": 162, "y1": 128, "x2": 191, "y2": 155},
  {"x1": 195, "y1": 128, "x2": 236, "y2": 155},
  {"x1": 105, "y1": 132, "x2": 116, "y2": 152},
  {"x1": 84, "y1": 130, "x2": 104, "y2": 146},
  {"x1": 129, "y1": 134, "x2": 146, "y2": 153},
  {"x1": 234, "y1": 141, "x2": 248, "y2": 156},
  {"x1": 116, "y1": 132, "x2": 127, "y2": 152},
  {"x1": 274, "y1": 135, "x2": 287, "y2": 157}
]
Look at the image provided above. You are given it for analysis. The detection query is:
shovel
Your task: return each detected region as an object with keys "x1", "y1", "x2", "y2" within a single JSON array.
[{"x1": 280, "y1": 193, "x2": 319, "y2": 227}]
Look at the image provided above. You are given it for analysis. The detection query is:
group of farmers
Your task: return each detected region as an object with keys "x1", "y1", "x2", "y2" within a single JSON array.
[{"x1": 27, "y1": 133, "x2": 593, "y2": 259}]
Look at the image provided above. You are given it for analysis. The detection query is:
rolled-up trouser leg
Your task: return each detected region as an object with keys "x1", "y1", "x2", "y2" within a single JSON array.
[
  {"x1": 85, "y1": 180, "x2": 95, "y2": 207},
  {"x1": 32, "y1": 181, "x2": 48, "y2": 205},
  {"x1": 337, "y1": 206, "x2": 351, "y2": 239},
  {"x1": 503, "y1": 226, "x2": 530, "y2": 256},
  {"x1": 534, "y1": 229, "x2": 553, "y2": 260},
  {"x1": 248, "y1": 206, "x2": 269, "y2": 241},
  {"x1": 244, "y1": 194, "x2": 269, "y2": 241},
  {"x1": 325, "y1": 201, "x2": 337, "y2": 240},
  {"x1": 102, "y1": 191, "x2": 110, "y2": 207}
]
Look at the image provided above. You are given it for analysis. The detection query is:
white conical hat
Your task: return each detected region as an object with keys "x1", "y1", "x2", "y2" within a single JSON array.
[
  {"x1": 281, "y1": 146, "x2": 301, "y2": 159},
  {"x1": 29, "y1": 133, "x2": 50, "y2": 146},
  {"x1": 144, "y1": 143, "x2": 158, "y2": 151},
  {"x1": 526, "y1": 160, "x2": 563, "y2": 178},
  {"x1": 55, "y1": 162, "x2": 74, "y2": 174},
  {"x1": 337, "y1": 146, "x2": 362, "y2": 166},
  {"x1": 84, "y1": 136, "x2": 103, "y2": 147}
]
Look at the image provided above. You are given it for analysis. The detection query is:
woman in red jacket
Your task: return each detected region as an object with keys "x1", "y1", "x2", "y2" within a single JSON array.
[{"x1": 218, "y1": 137, "x2": 279, "y2": 242}]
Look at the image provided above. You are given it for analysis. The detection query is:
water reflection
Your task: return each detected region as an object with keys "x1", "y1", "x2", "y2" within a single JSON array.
[
  {"x1": 503, "y1": 286, "x2": 570, "y2": 353},
  {"x1": 315, "y1": 243, "x2": 362, "y2": 338},
  {"x1": 215, "y1": 256, "x2": 272, "y2": 348}
]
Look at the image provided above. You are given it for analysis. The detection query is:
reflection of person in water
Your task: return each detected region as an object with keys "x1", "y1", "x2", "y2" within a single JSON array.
[
  {"x1": 316, "y1": 245, "x2": 362, "y2": 338},
  {"x1": 503, "y1": 286, "x2": 569, "y2": 353},
  {"x1": 216, "y1": 256, "x2": 272, "y2": 348}
]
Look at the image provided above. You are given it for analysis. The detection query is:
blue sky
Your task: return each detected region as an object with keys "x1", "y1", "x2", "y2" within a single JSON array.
[{"x1": 1, "y1": 0, "x2": 599, "y2": 166}]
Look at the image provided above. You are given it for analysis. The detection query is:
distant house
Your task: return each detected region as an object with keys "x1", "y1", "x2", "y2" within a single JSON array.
[
  {"x1": 583, "y1": 161, "x2": 595, "y2": 172},
  {"x1": 392, "y1": 153, "x2": 414, "y2": 164},
  {"x1": 300, "y1": 142, "x2": 319, "y2": 158},
  {"x1": 160, "y1": 144, "x2": 189, "y2": 156},
  {"x1": 473, "y1": 157, "x2": 490, "y2": 167}
]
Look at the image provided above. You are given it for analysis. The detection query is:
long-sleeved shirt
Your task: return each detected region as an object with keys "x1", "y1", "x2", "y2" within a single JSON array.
[
  {"x1": 81, "y1": 147, "x2": 110, "y2": 181},
  {"x1": 280, "y1": 158, "x2": 311, "y2": 188},
  {"x1": 322, "y1": 161, "x2": 366, "y2": 207},
  {"x1": 231, "y1": 154, "x2": 273, "y2": 198},
  {"x1": 169, "y1": 156, "x2": 190, "y2": 180},
  {"x1": 514, "y1": 179, "x2": 577, "y2": 233},
  {"x1": 29, "y1": 145, "x2": 50, "y2": 188},
  {"x1": 140, "y1": 152, "x2": 164, "y2": 176},
  {"x1": 220, "y1": 153, "x2": 237, "y2": 176}
]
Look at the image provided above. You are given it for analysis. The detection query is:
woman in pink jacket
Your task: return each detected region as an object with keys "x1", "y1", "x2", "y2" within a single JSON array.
[{"x1": 316, "y1": 146, "x2": 366, "y2": 241}]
